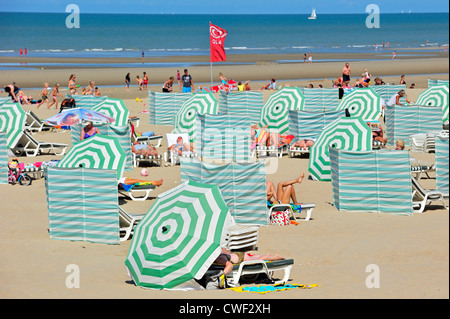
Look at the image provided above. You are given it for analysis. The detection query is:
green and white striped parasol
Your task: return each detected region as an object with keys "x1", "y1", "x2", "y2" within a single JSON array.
[
  {"x1": 125, "y1": 180, "x2": 231, "y2": 290},
  {"x1": 309, "y1": 117, "x2": 372, "y2": 181},
  {"x1": 259, "y1": 87, "x2": 305, "y2": 134},
  {"x1": 174, "y1": 93, "x2": 219, "y2": 142},
  {"x1": 415, "y1": 84, "x2": 449, "y2": 123},
  {"x1": 91, "y1": 98, "x2": 130, "y2": 127},
  {"x1": 336, "y1": 87, "x2": 382, "y2": 121},
  {"x1": 0, "y1": 102, "x2": 26, "y2": 148},
  {"x1": 57, "y1": 135, "x2": 126, "y2": 179}
]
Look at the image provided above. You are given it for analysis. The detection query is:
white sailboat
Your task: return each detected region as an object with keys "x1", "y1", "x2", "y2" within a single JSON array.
[{"x1": 308, "y1": 9, "x2": 317, "y2": 20}]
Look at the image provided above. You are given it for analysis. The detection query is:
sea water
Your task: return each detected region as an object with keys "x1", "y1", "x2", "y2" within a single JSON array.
[{"x1": 0, "y1": 12, "x2": 448, "y2": 59}]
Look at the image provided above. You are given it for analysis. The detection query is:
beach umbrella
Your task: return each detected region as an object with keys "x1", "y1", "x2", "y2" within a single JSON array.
[
  {"x1": 336, "y1": 87, "x2": 382, "y2": 121},
  {"x1": 259, "y1": 87, "x2": 305, "y2": 134},
  {"x1": 125, "y1": 180, "x2": 231, "y2": 289},
  {"x1": 91, "y1": 98, "x2": 130, "y2": 126},
  {"x1": 43, "y1": 108, "x2": 115, "y2": 127},
  {"x1": 309, "y1": 117, "x2": 372, "y2": 181},
  {"x1": 174, "y1": 93, "x2": 219, "y2": 142},
  {"x1": 57, "y1": 135, "x2": 126, "y2": 179},
  {"x1": 0, "y1": 102, "x2": 26, "y2": 148},
  {"x1": 415, "y1": 84, "x2": 449, "y2": 123}
]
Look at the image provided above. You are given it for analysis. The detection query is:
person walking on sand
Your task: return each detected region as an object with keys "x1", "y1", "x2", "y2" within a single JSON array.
[
  {"x1": 48, "y1": 84, "x2": 63, "y2": 109},
  {"x1": 342, "y1": 62, "x2": 351, "y2": 83},
  {"x1": 36, "y1": 83, "x2": 49, "y2": 109},
  {"x1": 176, "y1": 69, "x2": 181, "y2": 86},
  {"x1": 136, "y1": 76, "x2": 143, "y2": 90},
  {"x1": 125, "y1": 73, "x2": 130, "y2": 91},
  {"x1": 308, "y1": 52, "x2": 312, "y2": 64},
  {"x1": 392, "y1": 51, "x2": 397, "y2": 60},
  {"x1": 68, "y1": 74, "x2": 78, "y2": 94},
  {"x1": 143, "y1": 72, "x2": 148, "y2": 90}
]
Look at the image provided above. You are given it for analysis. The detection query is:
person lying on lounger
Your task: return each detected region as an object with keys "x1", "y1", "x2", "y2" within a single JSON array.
[
  {"x1": 213, "y1": 248, "x2": 286, "y2": 288},
  {"x1": 118, "y1": 177, "x2": 163, "y2": 186},
  {"x1": 131, "y1": 141, "x2": 158, "y2": 157},
  {"x1": 291, "y1": 138, "x2": 315, "y2": 149},
  {"x1": 266, "y1": 173, "x2": 305, "y2": 206}
]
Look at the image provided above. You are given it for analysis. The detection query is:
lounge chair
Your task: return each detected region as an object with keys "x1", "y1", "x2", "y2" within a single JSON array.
[
  {"x1": 118, "y1": 182, "x2": 156, "y2": 201},
  {"x1": 119, "y1": 206, "x2": 145, "y2": 241},
  {"x1": 10, "y1": 130, "x2": 68, "y2": 157},
  {"x1": 268, "y1": 202, "x2": 316, "y2": 221},
  {"x1": 409, "y1": 133, "x2": 426, "y2": 152},
  {"x1": 222, "y1": 219, "x2": 259, "y2": 251},
  {"x1": 412, "y1": 176, "x2": 448, "y2": 213},
  {"x1": 132, "y1": 130, "x2": 163, "y2": 148},
  {"x1": 206, "y1": 259, "x2": 294, "y2": 286},
  {"x1": 24, "y1": 111, "x2": 53, "y2": 133},
  {"x1": 410, "y1": 159, "x2": 435, "y2": 180},
  {"x1": 132, "y1": 141, "x2": 162, "y2": 167}
]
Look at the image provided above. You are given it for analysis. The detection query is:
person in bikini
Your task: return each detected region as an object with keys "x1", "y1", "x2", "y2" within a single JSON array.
[
  {"x1": 80, "y1": 122, "x2": 100, "y2": 141},
  {"x1": 266, "y1": 173, "x2": 305, "y2": 206}
]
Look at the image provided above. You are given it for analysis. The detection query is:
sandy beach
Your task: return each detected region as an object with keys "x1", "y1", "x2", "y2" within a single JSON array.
[{"x1": 0, "y1": 51, "x2": 448, "y2": 301}]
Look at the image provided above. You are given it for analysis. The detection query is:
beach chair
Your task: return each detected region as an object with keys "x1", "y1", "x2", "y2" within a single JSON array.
[
  {"x1": 133, "y1": 132, "x2": 163, "y2": 148},
  {"x1": 118, "y1": 182, "x2": 156, "y2": 201},
  {"x1": 206, "y1": 259, "x2": 294, "y2": 286},
  {"x1": 252, "y1": 131, "x2": 287, "y2": 158},
  {"x1": 222, "y1": 218, "x2": 259, "y2": 251},
  {"x1": 119, "y1": 206, "x2": 145, "y2": 241},
  {"x1": 409, "y1": 133, "x2": 426, "y2": 152},
  {"x1": 164, "y1": 133, "x2": 198, "y2": 166},
  {"x1": 11, "y1": 130, "x2": 68, "y2": 157},
  {"x1": 411, "y1": 176, "x2": 448, "y2": 213},
  {"x1": 268, "y1": 202, "x2": 316, "y2": 222},
  {"x1": 132, "y1": 141, "x2": 162, "y2": 167},
  {"x1": 24, "y1": 111, "x2": 53, "y2": 133},
  {"x1": 423, "y1": 132, "x2": 439, "y2": 153},
  {"x1": 410, "y1": 159, "x2": 435, "y2": 180}
]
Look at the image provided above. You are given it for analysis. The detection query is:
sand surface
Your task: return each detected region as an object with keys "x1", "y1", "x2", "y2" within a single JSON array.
[{"x1": 0, "y1": 52, "x2": 448, "y2": 301}]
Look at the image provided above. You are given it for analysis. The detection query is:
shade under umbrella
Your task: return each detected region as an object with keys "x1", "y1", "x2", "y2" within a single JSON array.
[
  {"x1": 415, "y1": 84, "x2": 449, "y2": 123},
  {"x1": 125, "y1": 180, "x2": 231, "y2": 290},
  {"x1": 259, "y1": 87, "x2": 305, "y2": 134},
  {"x1": 91, "y1": 98, "x2": 130, "y2": 126},
  {"x1": 336, "y1": 87, "x2": 382, "y2": 121},
  {"x1": 174, "y1": 93, "x2": 219, "y2": 142},
  {"x1": 309, "y1": 117, "x2": 372, "y2": 181},
  {"x1": 57, "y1": 135, "x2": 126, "y2": 179},
  {"x1": 44, "y1": 108, "x2": 115, "y2": 127},
  {"x1": 0, "y1": 102, "x2": 26, "y2": 148}
]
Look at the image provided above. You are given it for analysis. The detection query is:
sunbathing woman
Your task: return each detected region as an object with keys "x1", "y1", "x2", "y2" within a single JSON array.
[
  {"x1": 214, "y1": 248, "x2": 286, "y2": 287},
  {"x1": 267, "y1": 173, "x2": 305, "y2": 206},
  {"x1": 119, "y1": 177, "x2": 163, "y2": 186}
]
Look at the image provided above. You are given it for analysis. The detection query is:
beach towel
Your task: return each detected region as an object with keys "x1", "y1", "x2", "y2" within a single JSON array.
[{"x1": 229, "y1": 283, "x2": 318, "y2": 294}]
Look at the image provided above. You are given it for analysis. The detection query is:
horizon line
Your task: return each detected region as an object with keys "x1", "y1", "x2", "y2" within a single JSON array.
[{"x1": 0, "y1": 11, "x2": 449, "y2": 15}]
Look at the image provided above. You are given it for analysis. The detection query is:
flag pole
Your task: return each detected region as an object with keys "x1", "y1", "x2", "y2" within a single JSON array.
[{"x1": 209, "y1": 21, "x2": 213, "y2": 87}]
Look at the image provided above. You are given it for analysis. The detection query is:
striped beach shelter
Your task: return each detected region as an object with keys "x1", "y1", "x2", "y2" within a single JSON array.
[
  {"x1": 428, "y1": 79, "x2": 449, "y2": 87},
  {"x1": 301, "y1": 88, "x2": 340, "y2": 112},
  {"x1": 174, "y1": 93, "x2": 219, "y2": 142},
  {"x1": 57, "y1": 135, "x2": 126, "y2": 180},
  {"x1": 66, "y1": 94, "x2": 108, "y2": 110},
  {"x1": 196, "y1": 113, "x2": 252, "y2": 162},
  {"x1": 45, "y1": 166, "x2": 119, "y2": 244},
  {"x1": 336, "y1": 88, "x2": 382, "y2": 121},
  {"x1": 372, "y1": 84, "x2": 406, "y2": 104},
  {"x1": 330, "y1": 148, "x2": 413, "y2": 215},
  {"x1": 309, "y1": 117, "x2": 372, "y2": 181},
  {"x1": 259, "y1": 87, "x2": 305, "y2": 134},
  {"x1": 0, "y1": 102, "x2": 26, "y2": 148},
  {"x1": 415, "y1": 84, "x2": 449, "y2": 124},
  {"x1": 288, "y1": 109, "x2": 346, "y2": 140},
  {"x1": 435, "y1": 134, "x2": 449, "y2": 196},
  {"x1": 181, "y1": 158, "x2": 268, "y2": 225},
  {"x1": 219, "y1": 91, "x2": 263, "y2": 125},
  {"x1": 0, "y1": 132, "x2": 8, "y2": 184},
  {"x1": 385, "y1": 105, "x2": 443, "y2": 147},
  {"x1": 149, "y1": 91, "x2": 191, "y2": 125},
  {"x1": 92, "y1": 98, "x2": 130, "y2": 127},
  {"x1": 125, "y1": 180, "x2": 231, "y2": 290}
]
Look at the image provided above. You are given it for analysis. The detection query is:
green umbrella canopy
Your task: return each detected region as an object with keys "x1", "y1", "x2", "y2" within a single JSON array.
[
  {"x1": 336, "y1": 87, "x2": 382, "y2": 121},
  {"x1": 174, "y1": 93, "x2": 219, "y2": 143},
  {"x1": 309, "y1": 117, "x2": 372, "y2": 181},
  {"x1": 57, "y1": 135, "x2": 126, "y2": 180},
  {"x1": 259, "y1": 87, "x2": 305, "y2": 134},
  {"x1": 0, "y1": 102, "x2": 26, "y2": 148},
  {"x1": 125, "y1": 180, "x2": 231, "y2": 289},
  {"x1": 92, "y1": 98, "x2": 130, "y2": 127},
  {"x1": 415, "y1": 84, "x2": 449, "y2": 123}
]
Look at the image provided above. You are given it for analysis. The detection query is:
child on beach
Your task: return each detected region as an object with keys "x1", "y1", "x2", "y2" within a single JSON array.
[
  {"x1": 136, "y1": 76, "x2": 143, "y2": 90},
  {"x1": 36, "y1": 83, "x2": 49, "y2": 109},
  {"x1": 143, "y1": 72, "x2": 148, "y2": 90},
  {"x1": 68, "y1": 74, "x2": 78, "y2": 94},
  {"x1": 48, "y1": 84, "x2": 63, "y2": 109}
]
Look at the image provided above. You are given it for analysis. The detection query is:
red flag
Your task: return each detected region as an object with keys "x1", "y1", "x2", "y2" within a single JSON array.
[{"x1": 210, "y1": 22, "x2": 227, "y2": 62}]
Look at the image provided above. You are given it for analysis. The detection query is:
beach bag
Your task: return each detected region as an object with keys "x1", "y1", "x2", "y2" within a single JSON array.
[
  {"x1": 270, "y1": 210, "x2": 291, "y2": 226},
  {"x1": 60, "y1": 98, "x2": 76, "y2": 112}
]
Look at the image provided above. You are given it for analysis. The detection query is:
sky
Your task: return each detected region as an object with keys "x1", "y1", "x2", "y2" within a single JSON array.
[{"x1": 1, "y1": 0, "x2": 449, "y2": 14}]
